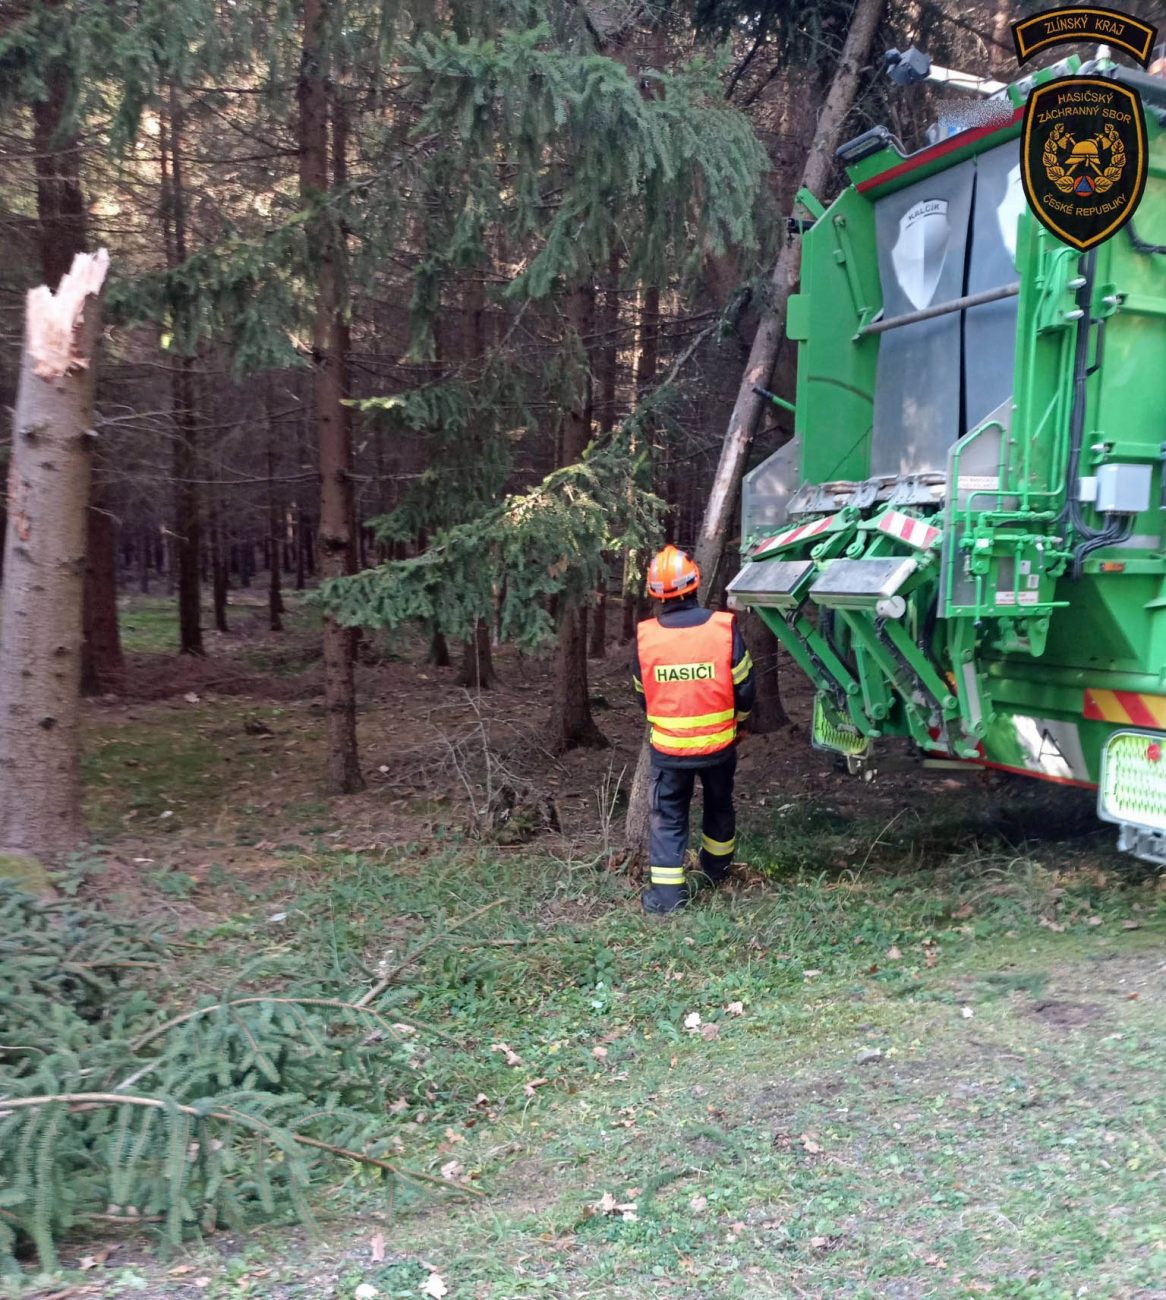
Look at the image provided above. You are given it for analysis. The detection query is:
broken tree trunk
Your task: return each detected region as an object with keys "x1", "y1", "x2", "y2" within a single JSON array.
[
  {"x1": 693, "y1": 0, "x2": 887, "y2": 599},
  {"x1": 0, "y1": 250, "x2": 109, "y2": 867}
]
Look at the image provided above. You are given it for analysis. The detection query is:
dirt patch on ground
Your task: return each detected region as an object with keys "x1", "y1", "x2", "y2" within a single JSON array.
[{"x1": 1028, "y1": 998, "x2": 1105, "y2": 1029}]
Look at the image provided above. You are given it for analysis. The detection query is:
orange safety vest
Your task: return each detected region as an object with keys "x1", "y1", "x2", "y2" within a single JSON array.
[{"x1": 637, "y1": 611, "x2": 737, "y2": 758}]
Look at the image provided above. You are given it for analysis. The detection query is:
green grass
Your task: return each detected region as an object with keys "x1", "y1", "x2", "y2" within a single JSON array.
[
  {"x1": 18, "y1": 798, "x2": 1164, "y2": 1300},
  {"x1": 80, "y1": 700, "x2": 313, "y2": 840},
  {"x1": 118, "y1": 597, "x2": 185, "y2": 654},
  {"x1": 117, "y1": 593, "x2": 315, "y2": 657}
]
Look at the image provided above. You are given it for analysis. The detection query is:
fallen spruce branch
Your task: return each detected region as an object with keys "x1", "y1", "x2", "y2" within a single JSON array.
[
  {"x1": 130, "y1": 995, "x2": 451, "y2": 1053},
  {"x1": 356, "y1": 898, "x2": 505, "y2": 1007},
  {"x1": 0, "y1": 1093, "x2": 479, "y2": 1195}
]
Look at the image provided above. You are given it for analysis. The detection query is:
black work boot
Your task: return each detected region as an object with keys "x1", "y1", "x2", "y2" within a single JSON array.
[
  {"x1": 698, "y1": 856, "x2": 731, "y2": 888},
  {"x1": 641, "y1": 884, "x2": 688, "y2": 915}
]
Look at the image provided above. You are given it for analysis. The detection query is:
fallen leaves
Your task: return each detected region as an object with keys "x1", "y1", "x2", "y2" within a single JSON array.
[
  {"x1": 800, "y1": 1133, "x2": 822, "y2": 1155},
  {"x1": 420, "y1": 1273, "x2": 448, "y2": 1299},
  {"x1": 591, "y1": 1045, "x2": 609, "y2": 1061},
  {"x1": 490, "y1": 1042, "x2": 523, "y2": 1067},
  {"x1": 523, "y1": 1077, "x2": 550, "y2": 1098},
  {"x1": 724, "y1": 1001, "x2": 745, "y2": 1016},
  {"x1": 689, "y1": 1194, "x2": 708, "y2": 1213},
  {"x1": 593, "y1": 1191, "x2": 638, "y2": 1221},
  {"x1": 439, "y1": 1160, "x2": 464, "y2": 1181},
  {"x1": 885, "y1": 945, "x2": 903, "y2": 961},
  {"x1": 683, "y1": 1011, "x2": 702, "y2": 1031}
]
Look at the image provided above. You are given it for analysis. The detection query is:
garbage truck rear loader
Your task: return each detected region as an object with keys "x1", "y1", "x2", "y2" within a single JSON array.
[{"x1": 729, "y1": 55, "x2": 1166, "y2": 861}]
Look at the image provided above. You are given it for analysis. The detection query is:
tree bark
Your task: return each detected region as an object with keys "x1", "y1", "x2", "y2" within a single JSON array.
[
  {"x1": 620, "y1": 273, "x2": 667, "y2": 859},
  {"x1": 300, "y1": 0, "x2": 364, "y2": 793},
  {"x1": 597, "y1": 249, "x2": 621, "y2": 435},
  {"x1": 0, "y1": 251, "x2": 109, "y2": 861},
  {"x1": 209, "y1": 493, "x2": 228, "y2": 632},
  {"x1": 266, "y1": 386, "x2": 284, "y2": 633},
  {"x1": 741, "y1": 609, "x2": 788, "y2": 732},
  {"x1": 31, "y1": 60, "x2": 87, "y2": 291},
  {"x1": 693, "y1": 0, "x2": 887, "y2": 600},
  {"x1": 456, "y1": 618, "x2": 496, "y2": 689},
  {"x1": 80, "y1": 506, "x2": 123, "y2": 696},
  {"x1": 550, "y1": 283, "x2": 606, "y2": 751},
  {"x1": 162, "y1": 86, "x2": 204, "y2": 655},
  {"x1": 624, "y1": 737, "x2": 653, "y2": 866},
  {"x1": 588, "y1": 574, "x2": 607, "y2": 658}
]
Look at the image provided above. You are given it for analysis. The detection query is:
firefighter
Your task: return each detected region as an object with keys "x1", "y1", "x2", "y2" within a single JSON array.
[{"x1": 631, "y1": 545, "x2": 755, "y2": 914}]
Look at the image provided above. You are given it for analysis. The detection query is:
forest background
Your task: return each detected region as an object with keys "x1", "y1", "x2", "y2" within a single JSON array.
[{"x1": 0, "y1": 0, "x2": 1027, "y2": 809}]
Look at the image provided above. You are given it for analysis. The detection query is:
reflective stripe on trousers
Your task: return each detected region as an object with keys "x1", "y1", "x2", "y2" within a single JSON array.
[{"x1": 648, "y1": 753, "x2": 737, "y2": 886}]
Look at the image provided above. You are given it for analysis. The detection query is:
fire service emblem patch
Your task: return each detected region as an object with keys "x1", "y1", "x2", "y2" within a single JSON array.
[{"x1": 1021, "y1": 76, "x2": 1146, "y2": 250}]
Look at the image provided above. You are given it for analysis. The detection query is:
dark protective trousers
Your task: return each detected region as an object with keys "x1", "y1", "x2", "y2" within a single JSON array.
[{"x1": 648, "y1": 752, "x2": 737, "y2": 888}]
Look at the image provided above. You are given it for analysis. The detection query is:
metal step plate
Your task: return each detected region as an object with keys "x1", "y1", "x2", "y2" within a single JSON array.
[
  {"x1": 809, "y1": 557, "x2": 918, "y2": 610},
  {"x1": 726, "y1": 558, "x2": 815, "y2": 610}
]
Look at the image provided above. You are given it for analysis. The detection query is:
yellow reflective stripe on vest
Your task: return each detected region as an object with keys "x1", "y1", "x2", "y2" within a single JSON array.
[
  {"x1": 701, "y1": 834, "x2": 736, "y2": 856},
  {"x1": 649, "y1": 726, "x2": 736, "y2": 751},
  {"x1": 731, "y1": 651, "x2": 753, "y2": 685},
  {"x1": 646, "y1": 707, "x2": 735, "y2": 730}
]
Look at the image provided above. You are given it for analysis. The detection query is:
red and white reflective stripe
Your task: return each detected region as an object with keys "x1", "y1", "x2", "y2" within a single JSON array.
[
  {"x1": 876, "y1": 510, "x2": 940, "y2": 549},
  {"x1": 753, "y1": 513, "x2": 837, "y2": 555}
]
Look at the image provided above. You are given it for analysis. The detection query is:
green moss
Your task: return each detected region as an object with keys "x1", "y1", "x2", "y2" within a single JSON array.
[{"x1": 0, "y1": 851, "x2": 51, "y2": 892}]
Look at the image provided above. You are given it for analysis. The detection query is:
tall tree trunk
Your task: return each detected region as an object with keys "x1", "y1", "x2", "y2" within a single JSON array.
[
  {"x1": 741, "y1": 609, "x2": 788, "y2": 731},
  {"x1": 266, "y1": 387, "x2": 284, "y2": 633},
  {"x1": 209, "y1": 492, "x2": 228, "y2": 632},
  {"x1": 162, "y1": 86, "x2": 204, "y2": 655},
  {"x1": 139, "y1": 522, "x2": 151, "y2": 594},
  {"x1": 0, "y1": 252, "x2": 109, "y2": 863},
  {"x1": 81, "y1": 506, "x2": 123, "y2": 696},
  {"x1": 31, "y1": 67, "x2": 87, "y2": 291},
  {"x1": 693, "y1": 0, "x2": 886, "y2": 598},
  {"x1": 454, "y1": 276, "x2": 496, "y2": 689},
  {"x1": 299, "y1": 0, "x2": 364, "y2": 793},
  {"x1": 34, "y1": 49, "x2": 124, "y2": 693},
  {"x1": 588, "y1": 575, "x2": 607, "y2": 658},
  {"x1": 456, "y1": 618, "x2": 496, "y2": 689},
  {"x1": 551, "y1": 284, "x2": 606, "y2": 752},
  {"x1": 588, "y1": 252, "x2": 620, "y2": 662},
  {"x1": 620, "y1": 276, "x2": 667, "y2": 859},
  {"x1": 597, "y1": 249, "x2": 621, "y2": 435}
]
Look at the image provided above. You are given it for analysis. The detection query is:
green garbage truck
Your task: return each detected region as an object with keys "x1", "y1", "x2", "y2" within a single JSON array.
[{"x1": 728, "y1": 51, "x2": 1166, "y2": 862}]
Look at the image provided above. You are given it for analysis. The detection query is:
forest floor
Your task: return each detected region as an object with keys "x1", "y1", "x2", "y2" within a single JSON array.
[{"x1": 8, "y1": 595, "x2": 1166, "y2": 1300}]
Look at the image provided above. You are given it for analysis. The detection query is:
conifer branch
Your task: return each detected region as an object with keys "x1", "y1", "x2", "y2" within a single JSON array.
[
  {"x1": 355, "y1": 899, "x2": 505, "y2": 1007},
  {"x1": 130, "y1": 997, "x2": 450, "y2": 1054},
  {"x1": 0, "y1": 1094, "x2": 477, "y2": 1195}
]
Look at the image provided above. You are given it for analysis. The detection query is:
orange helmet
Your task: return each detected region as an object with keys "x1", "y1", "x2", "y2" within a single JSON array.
[{"x1": 646, "y1": 545, "x2": 700, "y2": 601}]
